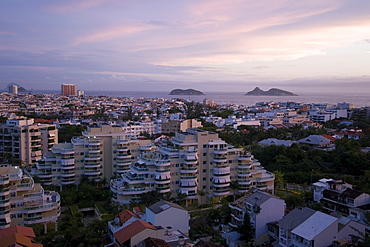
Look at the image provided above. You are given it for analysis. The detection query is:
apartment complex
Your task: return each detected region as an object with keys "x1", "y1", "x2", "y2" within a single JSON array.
[
  {"x1": 33, "y1": 124, "x2": 154, "y2": 185},
  {"x1": 110, "y1": 129, "x2": 275, "y2": 205},
  {"x1": 160, "y1": 119, "x2": 202, "y2": 134},
  {"x1": 61, "y1": 84, "x2": 77, "y2": 96},
  {"x1": 0, "y1": 117, "x2": 58, "y2": 165},
  {"x1": 0, "y1": 166, "x2": 60, "y2": 229}
]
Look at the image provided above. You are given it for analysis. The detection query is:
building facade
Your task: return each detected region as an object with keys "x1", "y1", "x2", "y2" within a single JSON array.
[
  {"x1": 0, "y1": 117, "x2": 58, "y2": 165},
  {"x1": 61, "y1": 84, "x2": 77, "y2": 96},
  {"x1": 0, "y1": 166, "x2": 60, "y2": 229},
  {"x1": 110, "y1": 129, "x2": 275, "y2": 205}
]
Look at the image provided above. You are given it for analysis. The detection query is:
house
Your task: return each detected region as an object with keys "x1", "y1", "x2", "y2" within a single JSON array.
[
  {"x1": 258, "y1": 138, "x2": 293, "y2": 147},
  {"x1": 0, "y1": 225, "x2": 43, "y2": 247},
  {"x1": 112, "y1": 220, "x2": 164, "y2": 247},
  {"x1": 297, "y1": 134, "x2": 336, "y2": 151},
  {"x1": 291, "y1": 211, "x2": 338, "y2": 247},
  {"x1": 229, "y1": 189, "x2": 285, "y2": 246},
  {"x1": 313, "y1": 178, "x2": 370, "y2": 216},
  {"x1": 108, "y1": 209, "x2": 143, "y2": 242},
  {"x1": 277, "y1": 207, "x2": 316, "y2": 247},
  {"x1": 146, "y1": 200, "x2": 190, "y2": 235}
]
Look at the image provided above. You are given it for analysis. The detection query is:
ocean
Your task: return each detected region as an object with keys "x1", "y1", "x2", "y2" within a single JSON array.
[{"x1": 33, "y1": 90, "x2": 370, "y2": 108}]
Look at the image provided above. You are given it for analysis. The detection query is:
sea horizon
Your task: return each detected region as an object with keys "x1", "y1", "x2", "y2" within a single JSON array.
[{"x1": 26, "y1": 90, "x2": 370, "y2": 108}]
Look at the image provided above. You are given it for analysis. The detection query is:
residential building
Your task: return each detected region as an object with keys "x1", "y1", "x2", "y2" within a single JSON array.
[
  {"x1": 33, "y1": 124, "x2": 155, "y2": 186},
  {"x1": 277, "y1": 207, "x2": 316, "y2": 247},
  {"x1": 0, "y1": 225, "x2": 43, "y2": 247},
  {"x1": 0, "y1": 166, "x2": 60, "y2": 229},
  {"x1": 312, "y1": 178, "x2": 370, "y2": 216},
  {"x1": 146, "y1": 200, "x2": 189, "y2": 234},
  {"x1": 8, "y1": 85, "x2": 18, "y2": 95},
  {"x1": 110, "y1": 129, "x2": 275, "y2": 205},
  {"x1": 228, "y1": 189, "x2": 285, "y2": 245},
  {"x1": 61, "y1": 84, "x2": 77, "y2": 96},
  {"x1": 107, "y1": 201, "x2": 191, "y2": 247},
  {"x1": 291, "y1": 211, "x2": 337, "y2": 247},
  {"x1": 0, "y1": 117, "x2": 58, "y2": 165},
  {"x1": 160, "y1": 119, "x2": 202, "y2": 134},
  {"x1": 297, "y1": 135, "x2": 336, "y2": 151},
  {"x1": 258, "y1": 138, "x2": 294, "y2": 147}
]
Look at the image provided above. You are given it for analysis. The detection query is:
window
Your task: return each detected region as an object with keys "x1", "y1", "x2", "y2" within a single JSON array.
[
  {"x1": 203, "y1": 177, "x2": 206, "y2": 181},
  {"x1": 203, "y1": 161, "x2": 207, "y2": 164},
  {"x1": 203, "y1": 153, "x2": 207, "y2": 156},
  {"x1": 203, "y1": 169, "x2": 206, "y2": 172}
]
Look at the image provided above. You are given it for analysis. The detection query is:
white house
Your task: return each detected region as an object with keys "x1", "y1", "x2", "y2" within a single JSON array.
[{"x1": 146, "y1": 200, "x2": 190, "y2": 235}]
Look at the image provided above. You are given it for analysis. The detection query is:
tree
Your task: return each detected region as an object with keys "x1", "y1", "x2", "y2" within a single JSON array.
[
  {"x1": 237, "y1": 211, "x2": 255, "y2": 242},
  {"x1": 184, "y1": 101, "x2": 204, "y2": 119}
]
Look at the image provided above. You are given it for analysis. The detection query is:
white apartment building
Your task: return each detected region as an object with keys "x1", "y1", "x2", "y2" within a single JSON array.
[
  {"x1": 110, "y1": 129, "x2": 275, "y2": 205},
  {"x1": 0, "y1": 117, "x2": 58, "y2": 165},
  {"x1": 33, "y1": 124, "x2": 155, "y2": 186},
  {"x1": 0, "y1": 166, "x2": 60, "y2": 229}
]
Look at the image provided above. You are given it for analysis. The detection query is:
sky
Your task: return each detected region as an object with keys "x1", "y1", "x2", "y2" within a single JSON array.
[{"x1": 0, "y1": 0, "x2": 370, "y2": 93}]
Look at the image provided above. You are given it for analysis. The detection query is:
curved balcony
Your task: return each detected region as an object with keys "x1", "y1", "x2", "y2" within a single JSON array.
[
  {"x1": 0, "y1": 188, "x2": 9, "y2": 196},
  {"x1": 37, "y1": 173, "x2": 52, "y2": 179},
  {"x1": 85, "y1": 156, "x2": 100, "y2": 161},
  {"x1": 214, "y1": 148, "x2": 228, "y2": 155},
  {"x1": 213, "y1": 167, "x2": 230, "y2": 175},
  {"x1": 238, "y1": 163, "x2": 252, "y2": 169},
  {"x1": 60, "y1": 172, "x2": 75, "y2": 178},
  {"x1": 85, "y1": 170, "x2": 101, "y2": 176},
  {"x1": 213, "y1": 157, "x2": 227, "y2": 163},
  {"x1": 184, "y1": 159, "x2": 198, "y2": 165},
  {"x1": 140, "y1": 145, "x2": 154, "y2": 151},
  {"x1": 85, "y1": 163, "x2": 101, "y2": 169},
  {"x1": 117, "y1": 154, "x2": 131, "y2": 159},
  {"x1": 212, "y1": 177, "x2": 230, "y2": 188},
  {"x1": 155, "y1": 184, "x2": 170, "y2": 193},
  {"x1": 238, "y1": 186, "x2": 250, "y2": 193},
  {"x1": 60, "y1": 165, "x2": 75, "y2": 170},
  {"x1": 180, "y1": 178, "x2": 197, "y2": 188},
  {"x1": 213, "y1": 187, "x2": 230, "y2": 196},
  {"x1": 123, "y1": 173, "x2": 146, "y2": 184},
  {"x1": 88, "y1": 149, "x2": 100, "y2": 154},
  {"x1": 0, "y1": 175, "x2": 9, "y2": 186},
  {"x1": 61, "y1": 180, "x2": 75, "y2": 185},
  {"x1": 238, "y1": 154, "x2": 252, "y2": 161},
  {"x1": 0, "y1": 198, "x2": 10, "y2": 208},
  {"x1": 59, "y1": 149, "x2": 74, "y2": 155},
  {"x1": 238, "y1": 170, "x2": 251, "y2": 177},
  {"x1": 116, "y1": 147, "x2": 129, "y2": 152},
  {"x1": 130, "y1": 165, "x2": 149, "y2": 174},
  {"x1": 60, "y1": 159, "x2": 74, "y2": 166},
  {"x1": 88, "y1": 142, "x2": 100, "y2": 146},
  {"x1": 180, "y1": 169, "x2": 197, "y2": 175},
  {"x1": 155, "y1": 173, "x2": 171, "y2": 184},
  {"x1": 116, "y1": 140, "x2": 129, "y2": 145},
  {"x1": 238, "y1": 179, "x2": 251, "y2": 185},
  {"x1": 179, "y1": 187, "x2": 197, "y2": 197}
]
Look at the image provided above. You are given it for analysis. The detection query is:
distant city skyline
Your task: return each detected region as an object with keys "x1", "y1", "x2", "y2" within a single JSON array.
[{"x1": 0, "y1": 0, "x2": 369, "y2": 93}]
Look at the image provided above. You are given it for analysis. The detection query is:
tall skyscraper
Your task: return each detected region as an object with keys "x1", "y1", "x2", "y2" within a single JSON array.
[{"x1": 61, "y1": 84, "x2": 77, "y2": 96}]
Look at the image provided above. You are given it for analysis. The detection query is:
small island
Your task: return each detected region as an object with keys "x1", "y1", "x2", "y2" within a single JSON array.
[
  {"x1": 169, "y1": 89, "x2": 204, "y2": 95},
  {"x1": 245, "y1": 87, "x2": 297, "y2": 96}
]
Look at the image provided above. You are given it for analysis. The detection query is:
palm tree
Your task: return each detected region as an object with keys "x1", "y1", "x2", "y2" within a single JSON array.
[{"x1": 197, "y1": 190, "x2": 207, "y2": 205}]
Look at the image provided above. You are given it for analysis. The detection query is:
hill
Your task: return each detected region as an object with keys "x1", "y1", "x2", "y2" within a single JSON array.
[
  {"x1": 169, "y1": 89, "x2": 204, "y2": 95},
  {"x1": 245, "y1": 87, "x2": 297, "y2": 96}
]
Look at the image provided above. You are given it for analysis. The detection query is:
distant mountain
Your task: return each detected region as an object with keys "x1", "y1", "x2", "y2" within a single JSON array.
[
  {"x1": 245, "y1": 87, "x2": 297, "y2": 96},
  {"x1": 2, "y1": 83, "x2": 31, "y2": 93},
  {"x1": 169, "y1": 89, "x2": 204, "y2": 95}
]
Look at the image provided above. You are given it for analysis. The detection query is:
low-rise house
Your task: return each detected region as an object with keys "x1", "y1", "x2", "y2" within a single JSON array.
[
  {"x1": 291, "y1": 211, "x2": 338, "y2": 247},
  {"x1": 229, "y1": 189, "x2": 285, "y2": 246},
  {"x1": 0, "y1": 225, "x2": 43, "y2": 247},
  {"x1": 258, "y1": 138, "x2": 294, "y2": 147},
  {"x1": 297, "y1": 134, "x2": 336, "y2": 151},
  {"x1": 146, "y1": 200, "x2": 189, "y2": 235},
  {"x1": 313, "y1": 178, "x2": 370, "y2": 217}
]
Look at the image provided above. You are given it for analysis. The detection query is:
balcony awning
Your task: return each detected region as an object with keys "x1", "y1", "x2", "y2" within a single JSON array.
[
  {"x1": 185, "y1": 155, "x2": 197, "y2": 160},
  {"x1": 213, "y1": 177, "x2": 231, "y2": 183},
  {"x1": 155, "y1": 174, "x2": 170, "y2": 180},
  {"x1": 181, "y1": 181, "x2": 197, "y2": 187}
]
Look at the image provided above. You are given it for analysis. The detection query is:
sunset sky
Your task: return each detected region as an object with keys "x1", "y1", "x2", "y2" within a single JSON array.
[{"x1": 1, "y1": 0, "x2": 369, "y2": 93}]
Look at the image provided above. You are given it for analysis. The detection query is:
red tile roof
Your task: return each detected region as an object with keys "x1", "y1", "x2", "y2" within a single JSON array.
[
  {"x1": 114, "y1": 220, "x2": 157, "y2": 244},
  {"x1": 320, "y1": 134, "x2": 336, "y2": 142},
  {"x1": 0, "y1": 225, "x2": 36, "y2": 238},
  {"x1": 117, "y1": 209, "x2": 139, "y2": 224}
]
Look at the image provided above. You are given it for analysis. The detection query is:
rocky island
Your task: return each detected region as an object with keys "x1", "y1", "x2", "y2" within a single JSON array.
[
  {"x1": 169, "y1": 89, "x2": 204, "y2": 95},
  {"x1": 245, "y1": 87, "x2": 297, "y2": 96}
]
